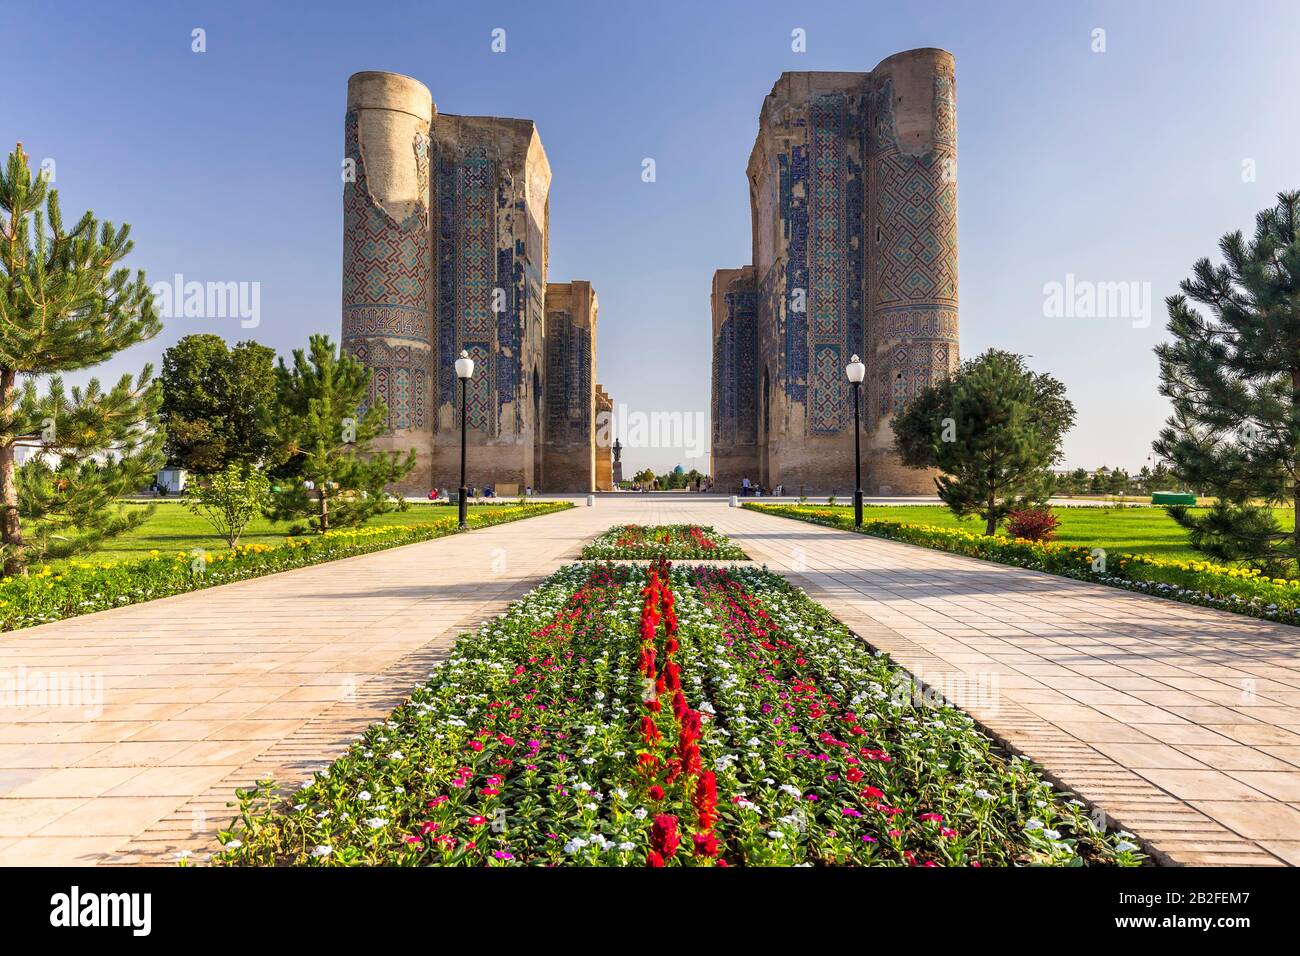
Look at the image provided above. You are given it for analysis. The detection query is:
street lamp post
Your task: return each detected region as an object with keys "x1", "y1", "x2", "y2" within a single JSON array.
[
  {"x1": 846, "y1": 354, "x2": 865, "y2": 529},
  {"x1": 455, "y1": 349, "x2": 475, "y2": 530}
]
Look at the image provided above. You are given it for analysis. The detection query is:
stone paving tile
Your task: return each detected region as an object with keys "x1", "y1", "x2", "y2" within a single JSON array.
[{"x1": 5, "y1": 497, "x2": 1300, "y2": 866}]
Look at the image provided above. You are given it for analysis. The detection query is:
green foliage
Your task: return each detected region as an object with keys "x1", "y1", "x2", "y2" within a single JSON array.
[
  {"x1": 14, "y1": 372, "x2": 163, "y2": 565},
  {"x1": 891, "y1": 349, "x2": 1075, "y2": 534},
  {"x1": 751, "y1": 503, "x2": 1300, "y2": 626},
  {"x1": 264, "y1": 334, "x2": 415, "y2": 532},
  {"x1": 1154, "y1": 190, "x2": 1300, "y2": 574},
  {"x1": 0, "y1": 503, "x2": 571, "y2": 632},
  {"x1": 185, "y1": 463, "x2": 270, "y2": 547},
  {"x1": 161, "y1": 334, "x2": 276, "y2": 473},
  {"x1": 0, "y1": 142, "x2": 163, "y2": 574}
]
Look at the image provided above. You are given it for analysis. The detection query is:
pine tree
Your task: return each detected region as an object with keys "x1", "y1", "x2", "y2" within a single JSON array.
[
  {"x1": 264, "y1": 334, "x2": 415, "y2": 532},
  {"x1": 1154, "y1": 190, "x2": 1300, "y2": 574},
  {"x1": 0, "y1": 144, "x2": 162, "y2": 575},
  {"x1": 892, "y1": 349, "x2": 1076, "y2": 534}
]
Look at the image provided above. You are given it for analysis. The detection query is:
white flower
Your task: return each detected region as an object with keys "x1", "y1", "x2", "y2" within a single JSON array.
[
  {"x1": 613, "y1": 787, "x2": 628, "y2": 800},
  {"x1": 633, "y1": 808, "x2": 648, "y2": 820},
  {"x1": 358, "y1": 790, "x2": 372, "y2": 802},
  {"x1": 1043, "y1": 828, "x2": 1061, "y2": 840},
  {"x1": 388, "y1": 751, "x2": 403, "y2": 760},
  {"x1": 619, "y1": 842, "x2": 636, "y2": 852},
  {"x1": 1115, "y1": 841, "x2": 1139, "y2": 853},
  {"x1": 1024, "y1": 818, "x2": 1044, "y2": 832},
  {"x1": 563, "y1": 837, "x2": 589, "y2": 854},
  {"x1": 222, "y1": 839, "x2": 242, "y2": 850},
  {"x1": 366, "y1": 817, "x2": 386, "y2": 829},
  {"x1": 311, "y1": 845, "x2": 332, "y2": 858},
  {"x1": 780, "y1": 783, "x2": 802, "y2": 798}
]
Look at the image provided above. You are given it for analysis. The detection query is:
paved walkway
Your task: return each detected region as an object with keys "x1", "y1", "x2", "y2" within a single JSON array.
[{"x1": 2, "y1": 497, "x2": 1299, "y2": 865}]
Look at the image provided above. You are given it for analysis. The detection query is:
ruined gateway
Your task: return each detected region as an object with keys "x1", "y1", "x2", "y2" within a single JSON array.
[
  {"x1": 341, "y1": 71, "x2": 613, "y2": 495},
  {"x1": 711, "y1": 49, "x2": 959, "y2": 495}
]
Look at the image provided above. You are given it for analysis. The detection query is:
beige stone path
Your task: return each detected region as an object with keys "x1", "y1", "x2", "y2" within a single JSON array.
[{"x1": 2, "y1": 497, "x2": 1299, "y2": 866}]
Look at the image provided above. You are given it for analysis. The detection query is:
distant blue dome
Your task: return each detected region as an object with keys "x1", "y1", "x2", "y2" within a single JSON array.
[{"x1": 673, "y1": 465, "x2": 685, "y2": 474}]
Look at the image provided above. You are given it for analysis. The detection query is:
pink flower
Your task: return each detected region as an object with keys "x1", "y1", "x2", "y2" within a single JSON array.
[
  {"x1": 918, "y1": 813, "x2": 944, "y2": 823},
  {"x1": 467, "y1": 815, "x2": 488, "y2": 826}
]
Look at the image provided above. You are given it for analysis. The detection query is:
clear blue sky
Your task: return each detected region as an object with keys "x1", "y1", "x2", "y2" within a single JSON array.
[{"x1": 8, "y1": 0, "x2": 1299, "y2": 474}]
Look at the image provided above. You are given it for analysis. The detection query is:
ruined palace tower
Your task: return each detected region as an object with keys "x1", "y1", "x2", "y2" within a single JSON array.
[
  {"x1": 711, "y1": 49, "x2": 958, "y2": 495},
  {"x1": 342, "y1": 72, "x2": 609, "y2": 494}
]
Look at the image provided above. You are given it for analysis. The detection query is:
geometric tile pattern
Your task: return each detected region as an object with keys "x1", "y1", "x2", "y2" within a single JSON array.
[
  {"x1": 341, "y1": 110, "x2": 432, "y2": 432},
  {"x1": 348, "y1": 339, "x2": 428, "y2": 430},
  {"x1": 712, "y1": 280, "x2": 758, "y2": 447},
  {"x1": 869, "y1": 73, "x2": 960, "y2": 419},
  {"x1": 544, "y1": 311, "x2": 591, "y2": 444}
]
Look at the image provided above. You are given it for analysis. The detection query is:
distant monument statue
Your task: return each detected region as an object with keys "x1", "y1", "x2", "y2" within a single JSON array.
[{"x1": 612, "y1": 438, "x2": 623, "y2": 485}]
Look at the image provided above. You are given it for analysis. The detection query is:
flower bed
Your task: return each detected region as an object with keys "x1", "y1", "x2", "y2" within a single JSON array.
[
  {"x1": 0, "y1": 502, "x2": 572, "y2": 632},
  {"x1": 216, "y1": 561, "x2": 1141, "y2": 866},
  {"x1": 580, "y1": 524, "x2": 747, "y2": 560},
  {"x1": 746, "y1": 503, "x2": 1300, "y2": 625}
]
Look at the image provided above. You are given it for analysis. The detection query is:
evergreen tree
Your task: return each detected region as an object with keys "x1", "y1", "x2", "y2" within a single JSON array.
[
  {"x1": 160, "y1": 334, "x2": 276, "y2": 473},
  {"x1": 264, "y1": 334, "x2": 414, "y2": 532},
  {"x1": 0, "y1": 144, "x2": 162, "y2": 575},
  {"x1": 1154, "y1": 191, "x2": 1300, "y2": 573},
  {"x1": 892, "y1": 349, "x2": 1075, "y2": 534}
]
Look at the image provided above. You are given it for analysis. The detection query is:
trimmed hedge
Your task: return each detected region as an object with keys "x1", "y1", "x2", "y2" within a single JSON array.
[
  {"x1": 0, "y1": 502, "x2": 572, "y2": 632},
  {"x1": 747, "y1": 503, "x2": 1300, "y2": 625}
]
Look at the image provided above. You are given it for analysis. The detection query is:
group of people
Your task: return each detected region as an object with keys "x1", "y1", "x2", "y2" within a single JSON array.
[
  {"x1": 428, "y1": 485, "x2": 510, "y2": 501},
  {"x1": 739, "y1": 477, "x2": 783, "y2": 497}
]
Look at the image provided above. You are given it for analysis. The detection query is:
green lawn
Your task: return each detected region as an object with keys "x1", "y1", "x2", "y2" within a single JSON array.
[
  {"x1": 65, "y1": 501, "x2": 525, "y2": 566},
  {"x1": 808, "y1": 504, "x2": 1295, "y2": 563}
]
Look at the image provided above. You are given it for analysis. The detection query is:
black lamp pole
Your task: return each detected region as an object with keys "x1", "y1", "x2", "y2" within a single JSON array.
[
  {"x1": 458, "y1": 374, "x2": 468, "y2": 529},
  {"x1": 455, "y1": 349, "x2": 474, "y2": 530},
  {"x1": 852, "y1": 379, "x2": 863, "y2": 528},
  {"x1": 847, "y1": 354, "x2": 865, "y2": 529}
]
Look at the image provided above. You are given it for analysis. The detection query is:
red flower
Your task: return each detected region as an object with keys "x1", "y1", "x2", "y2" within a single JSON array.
[
  {"x1": 693, "y1": 831, "x2": 719, "y2": 857},
  {"x1": 648, "y1": 785, "x2": 665, "y2": 801},
  {"x1": 650, "y1": 814, "x2": 680, "y2": 858},
  {"x1": 640, "y1": 715, "x2": 662, "y2": 744},
  {"x1": 646, "y1": 850, "x2": 665, "y2": 868},
  {"x1": 693, "y1": 770, "x2": 718, "y2": 830}
]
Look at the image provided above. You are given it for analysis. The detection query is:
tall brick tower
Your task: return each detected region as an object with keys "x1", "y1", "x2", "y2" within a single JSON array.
[
  {"x1": 341, "y1": 72, "x2": 435, "y2": 493},
  {"x1": 342, "y1": 72, "x2": 611, "y2": 496},
  {"x1": 710, "y1": 49, "x2": 958, "y2": 496},
  {"x1": 865, "y1": 49, "x2": 958, "y2": 494}
]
